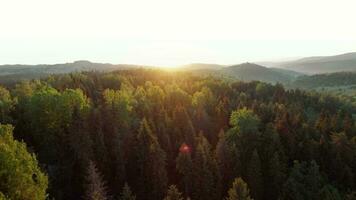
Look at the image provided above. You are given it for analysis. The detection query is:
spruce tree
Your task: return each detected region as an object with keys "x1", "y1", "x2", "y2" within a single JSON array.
[
  {"x1": 120, "y1": 183, "x2": 136, "y2": 200},
  {"x1": 136, "y1": 118, "x2": 168, "y2": 200},
  {"x1": 192, "y1": 134, "x2": 221, "y2": 200},
  {"x1": 164, "y1": 185, "x2": 184, "y2": 200},
  {"x1": 85, "y1": 161, "x2": 109, "y2": 200},
  {"x1": 246, "y1": 149, "x2": 263, "y2": 200},
  {"x1": 319, "y1": 185, "x2": 342, "y2": 200},
  {"x1": 176, "y1": 143, "x2": 194, "y2": 198},
  {"x1": 225, "y1": 177, "x2": 253, "y2": 200}
]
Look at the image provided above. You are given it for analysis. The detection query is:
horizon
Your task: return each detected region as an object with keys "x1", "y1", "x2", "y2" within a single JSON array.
[{"x1": 0, "y1": 41, "x2": 356, "y2": 68}]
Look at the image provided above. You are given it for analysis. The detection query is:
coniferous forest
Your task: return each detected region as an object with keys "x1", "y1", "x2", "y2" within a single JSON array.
[{"x1": 0, "y1": 69, "x2": 356, "y2": 200}]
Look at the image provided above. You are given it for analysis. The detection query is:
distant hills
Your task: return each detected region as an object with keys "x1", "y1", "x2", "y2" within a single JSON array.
[
  {"x1": 219, "y1": 63, "x2": 300, "y2": 83},
  {"x1": 0, "y1": 61, "x2": 150, "y2": 84},
  {"x1": 290, "y1": 72, "x2": 356, "y2": 89},
  {"x1": 0, "y1": 60, "x2": 143, "y2": 75},
  {"x1": 1, "y1": 52, "x2": 356, "y2": 85},
  {"x1": 263, "y1": 52, "x2": 356, "y2": 74},
  {"x1": 180, "y1": 63, "x2": 226, "y2": 70}
]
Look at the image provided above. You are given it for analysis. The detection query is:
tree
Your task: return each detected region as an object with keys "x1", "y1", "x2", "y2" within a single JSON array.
[
  {"x1": 192, "y1": 133, "x2": 221, "y2": 200},
  {"x1": 164, "y1": 185, "x2": 183, "y2": 200},
  {"x1": 135, "y1": 118, "x2": 168, "y2": 200},
  {"x1": 0, "y1": 86, "x2": 13, "y2": 123},
  {"x1": 225, "y1": 177, "x2": 253, "y2": 200},
  {"x1": 281, "y1": 160, "x2": 324, "y2": 200},
  {"x1": 266, "y1": 152, "x2": 286, "y2": 199},
  {"x1": 85, "y1": 161, "x2": 109, "y2": 200},
  {"x1": 120, "y1": 183, "x2": 136, "y2": 200},
  {"x1": 176, "y1": 143, "x2": 194, "y2": 198},
  {"x1": 0, "y1": 124, "x2": 48, "y2": 200},
  {"x1": 318, "y1": 185, "x2": 342, "y2": 200},
  {"x1": 229, "y1": 108, "x2": 260, "y2": 136},
  {"x1": 245, "y1": 149, "x2": 263, "y2": 200},
  {"x1": 216, "y1": 130, "x2": 234, "y2": 194}
]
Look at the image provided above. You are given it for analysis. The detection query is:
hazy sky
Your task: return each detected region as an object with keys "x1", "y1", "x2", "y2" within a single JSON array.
[{"x1": 1, "y1": 0, "x2": 356, "y2": 66}]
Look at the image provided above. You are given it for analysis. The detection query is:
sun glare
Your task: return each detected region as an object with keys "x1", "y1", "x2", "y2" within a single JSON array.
[{"x1": 157, "y1": 65, "x2": 182, "y2": 71}]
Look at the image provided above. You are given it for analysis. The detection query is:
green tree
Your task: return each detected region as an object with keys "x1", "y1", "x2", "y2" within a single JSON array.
[
  {"x1": 266, "y1": 152, "x2": 286, "y2": 199},
  {"x1": 229, "y1": 108, "x2": 260, "y2": 136},
  {"x1": 0, "y1": 86, "x2": 13, "y2": 123},
  {"x1": 318, "y1": 185, "x2": 342, "y2": 200},
  {"x1": 216, "y1": 130, "x2": 234, "y2": 194},
  {"x1": 281, "y1": 160, "x2": 324, "y2": 200},
  {"x1": 225, "y1": 177, "x2": 253, "y2": 200},
  {"x1": 136, "y1": 118, "x2": 167, "y2": 200},
  {"x1": 192, "y1": 133, "x2": 221, "y2": 200},
  {"x1": 164, "y1": 185, "x2": 183, "y2": 200},
  {"x1": 0, "y1": 124, "x2": 48, "y2": 200},
  {"x1": 246, "y1": 149, "x2": 263, "y2": 200},
  {"x1": 176, "y1": 143, "x2": 194, "y2": 198}
]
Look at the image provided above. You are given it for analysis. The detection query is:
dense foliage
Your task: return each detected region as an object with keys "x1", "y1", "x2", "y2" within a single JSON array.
[
  {"x1": 292, "y1": 72, "x2": 356, "y2": 89},
  {"x1": 0, "y1": 69, "x2": 355, "y2": 200},
  {"x1": 0, "y1": 124, "x2": 48, "y2": 200}
]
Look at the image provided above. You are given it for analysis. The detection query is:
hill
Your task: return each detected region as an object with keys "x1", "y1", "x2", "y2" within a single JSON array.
[
  {"x1": 180, "y1": 63, "x2": 226, "y2": 70},
  {"x1": 0, "y1": 61, "x2": 150, "y2": 84},
  {"x1": 220, "y1": 63, "x2": 299, "y2": 83},
  {"x1": 291, "y1": 72, "x2": 356, "y2": 89},
  {"x1": 269, "y1": 52, "x2": 356, "y2": 74}
]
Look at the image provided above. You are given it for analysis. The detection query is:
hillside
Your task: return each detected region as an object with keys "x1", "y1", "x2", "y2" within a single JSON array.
[
  {"x1": 269, "y1": 52, "x2": 356, "y2": 74},
  {"x1": 181, "y1": 63, "x2": 226, "y2": 70},
  {"x1": 220, "y1": 63, "x2": 299, "y2": 83},
  {"x1": 291, "y1": 72, "x2": 356, "y2": 89},
  {"x1": 0, "y1": 61, "x2": 149, "y2": 84}
]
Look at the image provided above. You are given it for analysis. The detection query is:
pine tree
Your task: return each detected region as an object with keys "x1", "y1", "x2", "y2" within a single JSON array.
[
  {"x1": 85, "y1": 161, "x2": 109, "y2": 200},
  {"x1": 216, "y1": 130, "x2": 234, "y2": 194},
  {"x1": 164, "y1": 185, "x2": 184, "y2": 200},
  {"x1": 192, "y1": 134, "x2": 221, "y2": 200},
  {"x1": 136, "y1": 118, "x2": 168, "y2": 200},
  {"x1": 281, "y1": 160, "x2": 324, "y2": 200},
  {"x1": 319, "y1": 185, "x2": 342, "y2": 200},
  {"x1": 176, "y1": 143, "x2": 194, "y2": 198},
  {"x1": 225, "y1": 177, "x2": 253, "y2": 200},
  {"x1": 246, "y1": 149, "x2": 263, "y2": 200},
  {"x1": 266, "y1": 152, "x2": 286, "y2": 199},
  {"x1": 120, "y1": 183, "x2": 136, "y2": 200}
]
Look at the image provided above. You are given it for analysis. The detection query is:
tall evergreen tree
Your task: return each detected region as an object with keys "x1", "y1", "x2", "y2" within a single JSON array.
[
  {"x1": 216, "y1": 129, "x2": 234, "y2": 194},
  {"x1": 135, "y1": 118, "x2": 168, "y2": 200},
  {"x1": 176, "y1": 143, "x2": 194, "y2": 198},
  {"x1": 281, "y1": 160, "x2": 324, "y2": 200},
  {"x1": 85, "y1": 161, "x2": 109, "y2": 200},
  {"x1": 225, "y1": 177, "x2": 253, "y2": 200},
  {"x1": 319, "y1": 185, "x2": 342, "y2": 200},
  {"x1": 192, "y1": 134, "x2": 221, "y2": 200},
  {"x1": 246, "y1": 149, "x2": 263, "y2": 200},
  {"x1": 120, "y1": 183, "x2": 136, "y2": 200},
  {"x1": 164, "y1": 185, "x2": 184, "y2": 200}
]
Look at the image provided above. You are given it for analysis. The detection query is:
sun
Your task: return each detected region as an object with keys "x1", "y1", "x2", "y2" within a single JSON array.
[{"x1": 157, "y1": 65, "x2": 182, "y2": 71}]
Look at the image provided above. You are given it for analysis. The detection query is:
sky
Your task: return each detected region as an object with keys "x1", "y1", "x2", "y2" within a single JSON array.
[{"x1": 1, "y1": 0, "x2": 356, "y2": 66}]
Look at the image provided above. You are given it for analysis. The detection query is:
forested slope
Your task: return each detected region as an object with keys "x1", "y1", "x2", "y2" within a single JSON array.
[{"x1": 0, "y1": 69, "x2": 355, "y2": 200}]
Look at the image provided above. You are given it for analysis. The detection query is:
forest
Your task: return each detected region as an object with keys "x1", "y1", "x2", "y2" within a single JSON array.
[{"x1": 0, "y1": 69, "x2": 356, "y2": 200}]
